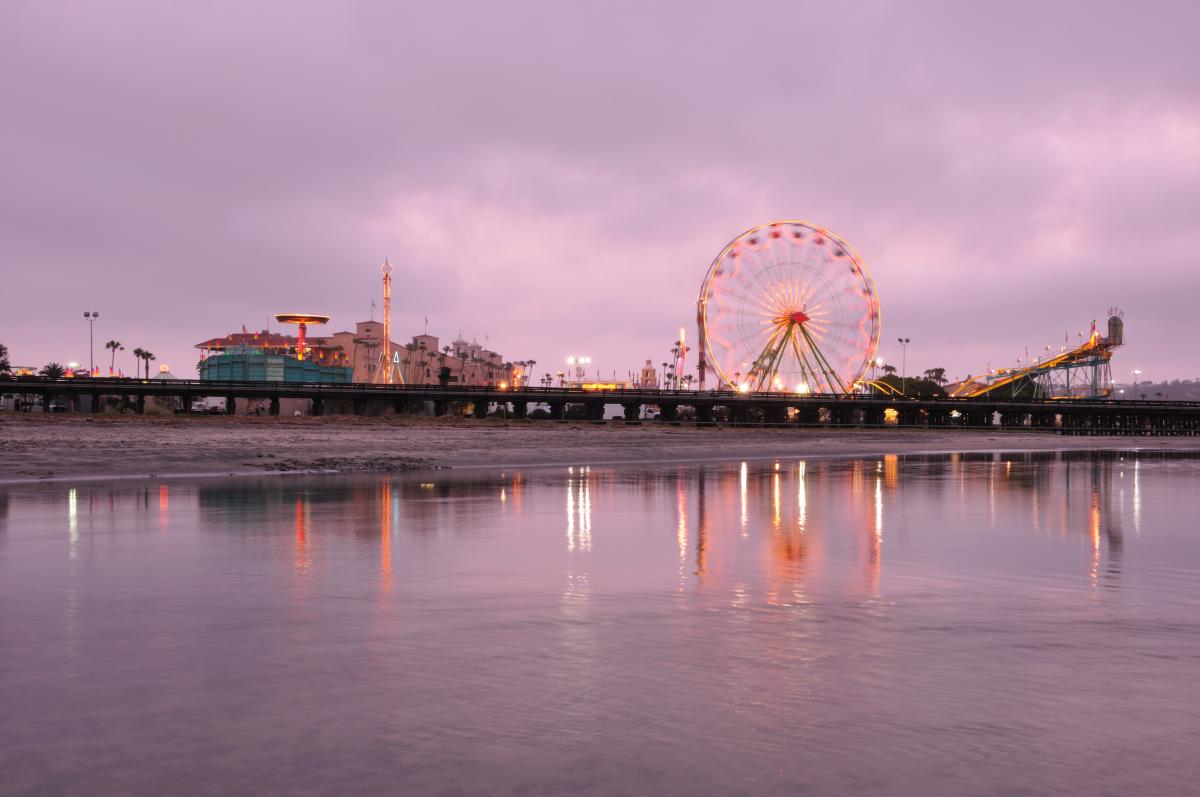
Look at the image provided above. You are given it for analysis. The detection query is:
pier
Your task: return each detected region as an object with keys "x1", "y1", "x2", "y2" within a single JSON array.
[{"x1": 6, "y1": 377, "x2": 1200, "y2": 435}]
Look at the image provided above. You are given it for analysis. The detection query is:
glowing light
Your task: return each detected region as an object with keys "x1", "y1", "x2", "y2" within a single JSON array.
[
  {"x1": 676, "y1": 481, "x2": 687, "y2": 561},
  {"x1": 795, "y1": 382, "x2": 811, "y2": 395},
  {"x1": 738, "y1": 382, "x2": 750, "y2": 393},
  {"x1": 739, "y1": 461, "x2": 748, "y2": 536},
  {"x1": 797, "y1": 460, "x2": 807, "y2": 529},
  {"x1": 498, "y1": 381, "x2": 508, "y2": 390},
  {"x1": 68, "y1": 487, "x2": 78, "y2": 558},
  {"x1": 566, "y1": 467, "x2": 592, "y2": 552}
]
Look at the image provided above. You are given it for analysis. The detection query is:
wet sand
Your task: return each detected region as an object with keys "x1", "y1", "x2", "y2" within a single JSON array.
[{"x1": 4, "y1": 414, "x2": 1199, "y2": 483}]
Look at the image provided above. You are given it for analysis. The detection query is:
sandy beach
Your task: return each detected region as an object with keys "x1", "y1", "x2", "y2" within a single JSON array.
[{"x1": 2, "y1": 413, "x2": 1198, "y2": 482}]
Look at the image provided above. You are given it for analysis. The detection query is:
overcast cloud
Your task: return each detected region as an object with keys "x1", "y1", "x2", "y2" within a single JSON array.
[{"x1": 3, "y1": 1, "x2": 1198, "y2": 383}]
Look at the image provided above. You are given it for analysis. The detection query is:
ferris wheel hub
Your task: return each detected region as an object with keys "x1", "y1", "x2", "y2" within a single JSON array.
[{"x1": 780, "y1": 310, "x2": 810, "y2": 325}]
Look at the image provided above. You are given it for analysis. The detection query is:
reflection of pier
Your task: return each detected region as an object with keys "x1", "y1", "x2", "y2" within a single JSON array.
[{"x1": 18, "y1": 450, "x2": 1178, "y2": 600}]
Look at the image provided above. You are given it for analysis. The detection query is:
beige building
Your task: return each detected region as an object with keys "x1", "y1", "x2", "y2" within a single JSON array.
[{"x1": 326, "y1": 321, "x2": 526, "y2": 386}]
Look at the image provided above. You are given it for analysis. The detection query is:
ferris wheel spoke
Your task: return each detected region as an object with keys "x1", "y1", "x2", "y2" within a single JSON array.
[{"x1": 715, "y1": 283, "x2": 788, "y2": 322}]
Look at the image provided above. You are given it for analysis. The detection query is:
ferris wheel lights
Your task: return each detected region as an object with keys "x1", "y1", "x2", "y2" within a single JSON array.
[
  {"x1": 795, "y1": 383, "x2": 811, "y2": 395},
  {"x1": 738, "y1": 383, "x2": 750, "y2": 393},
  {"x1": 699, "y1": 220, "x2": 878, "y2": 396}
]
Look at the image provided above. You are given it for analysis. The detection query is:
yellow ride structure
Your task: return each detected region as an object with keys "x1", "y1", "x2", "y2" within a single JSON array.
[{"x1": 948, "y1": 313, "x2": 1124, "y2": 400}]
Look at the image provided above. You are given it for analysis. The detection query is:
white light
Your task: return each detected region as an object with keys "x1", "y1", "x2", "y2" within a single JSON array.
[
  {"x1": 738, "y1": 383, "x2": 750, "y2": 393},
  {"x1": 795, "y1": 382, "x2": 811, "y2": 395},
  {"x1": 67, "y1": 361, "x2": 80, "y2": 369}
]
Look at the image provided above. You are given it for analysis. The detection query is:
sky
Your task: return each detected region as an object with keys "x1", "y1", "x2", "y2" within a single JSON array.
[{"x1": 3, "y1": 1, "x2": 1199, "y2": 384}]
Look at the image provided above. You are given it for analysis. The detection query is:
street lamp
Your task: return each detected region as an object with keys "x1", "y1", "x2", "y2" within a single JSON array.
[
  {"x1": 897, "y1": 338, "x2": 910, "y2": 395},
  {"x1": 83, "y1": 311, "x2": 99, "y2": 375}
]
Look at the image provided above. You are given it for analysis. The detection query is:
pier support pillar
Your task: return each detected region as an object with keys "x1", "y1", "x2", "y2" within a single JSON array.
[
  {"x1": 795, "y1": 405, "x2": 819, "y2": 426},
  {"x1": 312, "y1": 398, "x2": 325, "y2": 417},
  {"x1": 863, "y1": 407, "x2": 885, "y2": 426},
  {"x1": 180, "y1": 393, "x2": 193, "y2": 413},
  {"x1": 512, "y1": 401, "x2": 528, "y2": 419},
  {"x1": 269, "y1": 396, "x2": 280, "y2": 416},
  {"x1": 695, "y1": 404, "x2": 714, "y2": 424},
  {"x1": 136, "y1": 394, "x2": 146, "y2": 414},
  {"x1": 549, "y1": 402, "x2": 565, "y2": 421},
  {"x1": 659, "y1": 404, "x2": 678, "y2": 422},
  {"x1": 764, "y1": 405, "x2": 787, "y2": 425},
  {"x1": 623, "y1": 402, "x2": 641, "y2": 422},
  {"x1": 586, "y1": 401, "x2": 604, "y2": 421},
  {"x1": 924, "y1": 408, "x2": 941, "y2": 426},
  {"x1": 91, "y1": 394, "x2": 102, "y2": 414},
  {"x1": 434, "y1": 400, "x2": 448, "y2": 417},
  {"x1": 225, "y1": 396, "x2": 236, "y2": 415}
]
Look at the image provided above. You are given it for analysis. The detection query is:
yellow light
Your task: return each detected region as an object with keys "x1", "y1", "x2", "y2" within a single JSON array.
[
  {"x1": 738, "y1": 383, "x2": 750, "y2": 393},
  {"x1": 581, "y1": 382, "x2": 619, "y2": 390},
  {"x1": 795, "y1": 382, "x2": 811, "y2": 395},
  {"x1": 499, "y1": 382, "x2": 508, "y2": 390}
]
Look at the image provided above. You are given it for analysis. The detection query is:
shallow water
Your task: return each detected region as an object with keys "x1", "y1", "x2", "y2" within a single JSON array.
[{"x1": 2, "y1": 451, "x2": 1200, "y2": 795}]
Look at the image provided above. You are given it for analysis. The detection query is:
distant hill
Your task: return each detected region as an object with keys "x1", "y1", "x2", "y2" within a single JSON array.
[{"x1": 1116, "y1": 380, "x2": 1200, "y2": 401}]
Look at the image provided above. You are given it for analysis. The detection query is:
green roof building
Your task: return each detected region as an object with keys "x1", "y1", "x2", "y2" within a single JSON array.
[{"x1": 199, "y1": 347, "x2": 353, "y2": 384}]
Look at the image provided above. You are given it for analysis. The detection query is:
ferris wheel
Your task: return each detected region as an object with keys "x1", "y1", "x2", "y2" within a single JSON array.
[{"x1": 698, "y1": 220, "x2": 880, "y2": 394}]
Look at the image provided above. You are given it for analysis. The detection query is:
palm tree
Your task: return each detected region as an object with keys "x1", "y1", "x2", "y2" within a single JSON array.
[
  {"x1": 0, "y1": 343, "x2": 10, "y2": 375},
  {"x1": 143, "y1": 350, "x2": 156, "y2": 377},
  {"x1": 132, "y1": 348, "x2": 147, "y2": 378},
  {"x1": 105, "y1": 340, "x2": 123, "y2": 375},
  {"x1": 40, "y1": 362, "x2": 66, "y2": 379}
]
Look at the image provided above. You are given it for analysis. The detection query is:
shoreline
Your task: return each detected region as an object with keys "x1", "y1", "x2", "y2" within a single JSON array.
[{"x1": 3, "y1": 413, "x2": 1198, "y2": 485}]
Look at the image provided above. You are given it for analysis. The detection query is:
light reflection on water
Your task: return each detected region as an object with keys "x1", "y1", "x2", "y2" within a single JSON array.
[{"x1": 2, "y1": 451, "x2": 1200, "y2": 795}]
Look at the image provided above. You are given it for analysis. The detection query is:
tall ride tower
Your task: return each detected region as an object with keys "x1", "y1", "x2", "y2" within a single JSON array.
[{"x1": 374, "y1": 259, "x2": 395, "y2": 384}]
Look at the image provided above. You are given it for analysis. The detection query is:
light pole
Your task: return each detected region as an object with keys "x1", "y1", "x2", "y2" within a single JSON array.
[
  {"x1": 897, "y1": 338, "x2": 910, "y2": 396},
  {"x1": 84, "y1": 311, "x2": 99, "y2": 375},
  {"x1": 566, "y1": 356, "x2": 591, "y2": 385}
]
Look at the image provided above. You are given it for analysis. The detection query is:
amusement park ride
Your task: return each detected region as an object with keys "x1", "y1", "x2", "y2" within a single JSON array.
[
  {"x1": 273, "y1": 313, "x2": 331, "y2": 361},
  {"x1": 696, "y1": 220, "x2": 880, "y2": 395},
  {"x1": 948, "y1": 313, "x2": 1124, "y2": 399},
  {"x1": 694, "y1": 220, "x2": 1122, "y2": 401}
]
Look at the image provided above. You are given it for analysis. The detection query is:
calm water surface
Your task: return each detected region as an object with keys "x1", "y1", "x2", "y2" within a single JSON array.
[{"x1": 2, "y1": 451, "x2": 1200, "y2": 795}]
